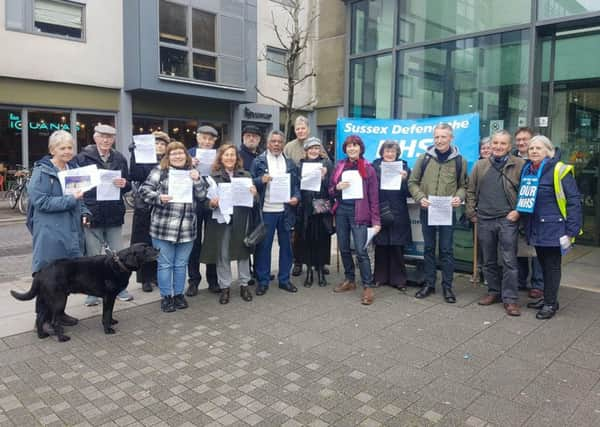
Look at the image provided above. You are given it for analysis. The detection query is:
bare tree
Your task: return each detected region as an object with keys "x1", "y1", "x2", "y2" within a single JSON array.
[{"x1": 257, "y1": 0, "x2": 318, "y2": 140}]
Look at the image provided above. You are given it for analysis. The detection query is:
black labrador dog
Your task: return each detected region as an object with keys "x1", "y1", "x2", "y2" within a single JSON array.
[{"x1": 11, "y1": 243, "x2": 159, "y2": 342}]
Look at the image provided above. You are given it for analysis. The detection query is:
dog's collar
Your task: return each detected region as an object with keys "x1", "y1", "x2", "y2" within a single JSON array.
[{"x1": 112, "y1": 255, "x2": 131, "y2": 273}]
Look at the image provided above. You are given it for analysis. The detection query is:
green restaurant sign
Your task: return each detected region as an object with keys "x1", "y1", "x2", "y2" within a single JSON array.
[{"x1": 8, "y1": 113, "x2": 80, "y2": 132}]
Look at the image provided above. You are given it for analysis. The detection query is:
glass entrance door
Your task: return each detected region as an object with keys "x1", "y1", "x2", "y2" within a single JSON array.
[{"x1": 541, "y1": 28, "x2": 600, "y2": 245}]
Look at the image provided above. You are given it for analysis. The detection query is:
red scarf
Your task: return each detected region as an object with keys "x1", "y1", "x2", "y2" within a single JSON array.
[{"x1": 345, "y1": 158, "x2": 367, "y2": 178}]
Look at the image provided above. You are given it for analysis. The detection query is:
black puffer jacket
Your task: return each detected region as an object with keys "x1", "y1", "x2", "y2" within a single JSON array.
[{"x1": 76, "y1": 145, "x2": 131, "y2": 227}]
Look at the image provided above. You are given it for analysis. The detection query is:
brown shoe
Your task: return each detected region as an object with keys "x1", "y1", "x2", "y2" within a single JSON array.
[
  {"x1": 361, "y1": 288, "x2": 374, "y2": 305},
  {"x1": 334, "y1": 280, "x2": 356, "y2": 293},
  {"x1": 478, "y1": 294, "x2": 501, "y2": 305},
  {"x1": 504, "y1": 303, "x2": 521, "y2": 316},
  {"x1": 528, "y1": 289, "x2": 543, "y2": 299}
]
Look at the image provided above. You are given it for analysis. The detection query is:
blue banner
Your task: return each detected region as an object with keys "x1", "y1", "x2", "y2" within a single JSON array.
[{"x1": 336, "y1": 113, "x2": 480, "y2": 172}]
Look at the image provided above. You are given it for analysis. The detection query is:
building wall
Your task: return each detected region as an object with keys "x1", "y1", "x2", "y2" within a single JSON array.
[
  {"x1": 314, "y1": 0, "x2": 345, "y2": 111},
  {"x1": 256, "y1": 0, "x2": 315, "y2": 111},
  {"x1": 0, "y1": 0, "x2": 123, "y2": 89}
]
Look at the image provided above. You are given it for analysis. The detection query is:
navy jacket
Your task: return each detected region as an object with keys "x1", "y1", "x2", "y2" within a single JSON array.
[
  {"x1": 372, "y1": 158, "x2": 412, "y2": 246},
  {"x1": 524, "y1": 158, "x2": 582, "y2": 247},
  {"x1": 27, "y1": 156, "x2": 88, "y2": 273},
  {"x1": 240, "y1": 144, "x2": 260, "y2": 172},
  {"x1": 76, "y1": 145, "x2": 131, "y2": 227},
  {"x1": 250, "y1": 151, "x2": 300, "y2": 230}
]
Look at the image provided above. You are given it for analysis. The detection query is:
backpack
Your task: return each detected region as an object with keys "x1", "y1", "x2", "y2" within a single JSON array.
[{"x1": 420, "y1": 153, "x2": 463, "y2": 189}]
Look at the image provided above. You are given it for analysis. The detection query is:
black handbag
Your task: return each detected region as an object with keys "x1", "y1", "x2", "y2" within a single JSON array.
[
  {"x1": 244, "y1": 208, "x2": 267, "y2": 248},
  {"x1": 379, "y1": 201, "x2": 394, "y2": 226}
]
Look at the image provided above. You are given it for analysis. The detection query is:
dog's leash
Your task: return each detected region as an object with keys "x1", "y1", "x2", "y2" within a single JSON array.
[{"x1": 86, "y1": 229, "x2": 130, "y2": 273}]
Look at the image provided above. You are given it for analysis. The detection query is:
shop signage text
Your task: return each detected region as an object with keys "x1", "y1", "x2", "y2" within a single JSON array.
[{"x1": 8, "y1": 113, "x2": 79, "y2": 132}]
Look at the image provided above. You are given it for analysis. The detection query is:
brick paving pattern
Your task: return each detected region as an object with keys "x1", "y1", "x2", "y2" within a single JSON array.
[{"x1": 1, "y1": 279, "x2": 600, "y2": 426}]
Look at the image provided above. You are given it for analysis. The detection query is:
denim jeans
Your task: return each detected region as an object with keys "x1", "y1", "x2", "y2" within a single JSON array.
[
  {"x1": 255, "y1": 211, "x2": 293, "y2": 287},
  {"x1": 152, "y1": 238, "x2": 194, "y2": 297},
  {"x1": 478, "y1": 217, "x2": 519, "y2": 303},
  {"x1": 335, "y1": 209, "x2": 374, "y2": 287},
  {"x1": 420, "y1": 209, "x2": 454, "y2": 290},
  {"x1": 517, "y1": 256, "x2": 544, "y2": 290}
]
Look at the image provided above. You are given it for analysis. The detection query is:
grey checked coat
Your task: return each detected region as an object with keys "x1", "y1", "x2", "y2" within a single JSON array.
[{"x1": 139, "y1": 167, "x2": 207, "y2": 243}]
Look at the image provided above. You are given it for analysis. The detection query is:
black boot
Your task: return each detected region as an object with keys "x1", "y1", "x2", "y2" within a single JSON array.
[
  {"x1": 142, "y1": 282, "x2": 153, "y2": 292},
  {"x1": 161, "y1": 296, "x2": 176, "y2": 313},
  {"x1": 317, "y1": 267, "x2": 327, "y2": 287},
  {"x1": 219, "y1": 288, "x2": 230, "y2": 304},
  {"x1": 240, "y1": 286, "x2": 253, "y2": 302},
  {"x1": 173, "y1": 294, "x2": 188, "y2": 309},
  {"x1": 304, "y1": 268, "x2": 313, "y2": 287},
  {"x1": 185, "y1": 282, "x2": 198, "y2": 297}
]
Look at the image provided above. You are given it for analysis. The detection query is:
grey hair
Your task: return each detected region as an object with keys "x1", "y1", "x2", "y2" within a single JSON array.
[
  {"x1": 480, "y1": 136, "x2": 491, "y2": 146},
  {"x1": 434, "y1": 122, "x2": 453, "y2": 135},
  {"x1": 378, "y1": 140, "x2": 401, "y2": 158},
  {"x1": 48, "y1": 130, "x2": 74, "y2": 153},
  {"x1": 294, "y1": 115, "x2": 309, "y2": 127},
  {"x1": 529, "y1": 135, "x2": 555, "y2": 158},
  {"x1": 267, "y1": 130, "x2": 285, "y2": 142},
  {"x1": 491, "y1": 129, "x2": 512, "y2": 143}
]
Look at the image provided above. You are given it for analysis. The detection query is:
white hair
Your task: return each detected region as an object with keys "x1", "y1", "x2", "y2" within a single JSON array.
[
  {"x1": 48, "y1": 130, "x2": 74, "y2": 153},
  {"x1": 529, "y1": 135, "x2": 555, "y2": 158}
]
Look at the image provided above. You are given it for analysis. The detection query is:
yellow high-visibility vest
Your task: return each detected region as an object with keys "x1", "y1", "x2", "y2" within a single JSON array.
[{"x1": 553, "y1": 161, "x2": 583, "y2": 239}]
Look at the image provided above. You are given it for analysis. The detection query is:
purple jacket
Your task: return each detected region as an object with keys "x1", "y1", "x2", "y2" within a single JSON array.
[{"x1": 329, "y1": 159, "x2": 380, "y2": 226}]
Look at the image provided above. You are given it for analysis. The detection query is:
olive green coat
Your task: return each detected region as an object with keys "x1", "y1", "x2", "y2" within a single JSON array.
[
  {"x1": 199, "y1": 169, "x2": 257, "y2": 264},
  {"x1": 408, "y1": 145, "x2": 468, "y2": 202}
]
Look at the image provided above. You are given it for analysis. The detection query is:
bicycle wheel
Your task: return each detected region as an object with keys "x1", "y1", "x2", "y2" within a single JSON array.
[
  {"x1": 18, "y1": 187, "x2": 28, "y2": 215},
  {"x1": 7, "y1": 190, "x2": 17, "y2": 209}
]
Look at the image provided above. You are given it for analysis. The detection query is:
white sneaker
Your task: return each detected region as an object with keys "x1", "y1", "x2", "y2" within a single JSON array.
[{"x1": 117, "y1": 290, "x2": 134, "y2": 302}]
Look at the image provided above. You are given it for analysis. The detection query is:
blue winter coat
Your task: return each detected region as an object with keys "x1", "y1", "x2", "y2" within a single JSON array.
[
  {"x1": 523, "y1": 158, "x2": 582, "y2": 247},
  {"x1": 27, "y1": 156, "x2": 88, "y2": 273},
  {"x1": 250, "y1": 151, "x2": 300, "y2": 230}
]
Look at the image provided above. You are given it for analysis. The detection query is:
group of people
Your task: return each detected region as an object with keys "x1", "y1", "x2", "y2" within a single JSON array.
[{"x1": 26, "y1": 117, "x2": 582, "y2": 322}]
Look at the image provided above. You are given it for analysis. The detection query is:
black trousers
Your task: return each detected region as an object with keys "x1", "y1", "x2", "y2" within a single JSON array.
[
  {"x1": 130, "y1": 208, "x2": 157, "y2": 284},
  {"x1": 187, "y1": 210, "x2": 217, "y2": 287},
  {"x1": 535, "y1": 246, "x2": 562, "y2": 305},
  {"x1": 374, "y1": 245, "x2": 407, "y2": 287}
]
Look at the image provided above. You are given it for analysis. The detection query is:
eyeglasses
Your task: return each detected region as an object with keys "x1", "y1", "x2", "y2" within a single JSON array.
[
  {"x1": 97, "y1": 134, "x2": 115, "y2": 140},
  {"x1": 169, "y1": 151, "x2": 186, "y2": 157}
]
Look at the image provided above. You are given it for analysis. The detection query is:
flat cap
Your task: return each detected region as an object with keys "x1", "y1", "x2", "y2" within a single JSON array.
[
  {"x1": 94, "y1": 124, "x2": 116, "y2": 135},
  {"x1": 303, "y1": 137, "x2": 322, "y2": 150},
  {"x1": 196, "y1": 125, "x2": 218, "y2": 137},
  {"x1": 242, "y1": 124, "x2": 261, "y2": 136}
]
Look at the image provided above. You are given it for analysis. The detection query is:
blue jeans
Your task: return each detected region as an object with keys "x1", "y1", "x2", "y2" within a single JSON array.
[
  {"x1": 255, "y1": 212, "x2": 293, "y2": 287},
  {"x1": 152, "y1": 238, "x2": 194, "y2": 297},
  {"x1": 335, "y1": 210, "x2": 374, "y2": 287},
  {"x1": 518, "y1": 256, "x2": 544, "y2": 290},
  {"x1": 478, "y1": 217, "x2": 519, "y2": 303},
  {"x1": 420, "y1": 209, "x2": 454, "y2": 290}
]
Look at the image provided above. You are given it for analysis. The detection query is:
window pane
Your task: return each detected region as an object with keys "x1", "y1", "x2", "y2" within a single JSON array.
[
  {"x1": 167, "y1": 119, "x2": 198, "y2": 149},
  {"x1": 192, "y1": 9, "x2": 215, "y2": 51},
  {"x1": 76, "y1": 114, "x2": 115, "y2": 149},
  {"x1": 549, "y1": 32, "x2": 600, "y2": 81},
  {"x1": 34, "y1": 0, "x2": 83, "y2": 39},
  {"x1": 133, "y1": 117, "x2": 164, "y2": 135},
  {"x1": 160, "y1": 47, "x2": 189, "y2": 78},
  {"x1": 397, "y1": 30, "x2": 530, "y2": 136},
  {"x1": 349, "y1": 54, "x2": 393, "y2": 118},
  {"x1": 0, "y1": 110, "x2": 23, "y2": 170},
  {"x1": 193, "y1": 53, "x2": 216, "y2": 82},
  {"x1": 27, "y1": 111, "x2": 71, "y2": 166},
  {"x1": 266, "y1": 47, "x2": 287, "y2": 77},
  {"x1": 351, "y1": 0, "x2": 394, "y2": 54},
  {"x1": 159, "y1": 0, "x2": 187, "y2": 45},
  {"x1": 398, "y1": 0, "x2": 530, "y2": 44},
  {"x1": 539, "y1": 0, "x2": 600, "y2": 19}
]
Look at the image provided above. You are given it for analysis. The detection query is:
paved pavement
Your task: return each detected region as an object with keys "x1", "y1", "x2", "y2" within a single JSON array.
[{"x1": 2, "y1": 200, "x2": 600, "y2": 426}]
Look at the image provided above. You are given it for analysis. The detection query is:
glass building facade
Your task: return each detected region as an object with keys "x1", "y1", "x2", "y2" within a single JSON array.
[{"x1": 346, "y1": 0, "x2": 600, "y2": 246}]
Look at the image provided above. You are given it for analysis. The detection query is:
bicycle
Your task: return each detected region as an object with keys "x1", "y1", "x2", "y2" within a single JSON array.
[{"x1": 6, "y1": 167, "x2": 31, "y2": 215}]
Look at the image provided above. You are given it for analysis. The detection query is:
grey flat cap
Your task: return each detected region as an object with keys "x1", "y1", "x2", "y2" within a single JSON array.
[
  {"x1": 196, "y1": 125, "x2": 218, "y2": 137},
  {"x1": 94, "y1": 124, "x2": 116, "y2": 135},
  {"x1": 303, "y1": 137, "x2": 322, "y2": 150}
]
